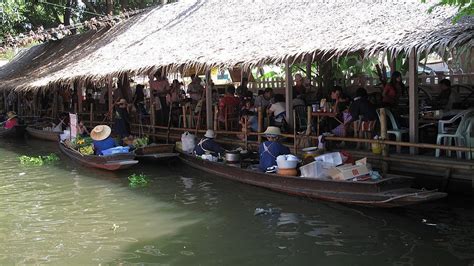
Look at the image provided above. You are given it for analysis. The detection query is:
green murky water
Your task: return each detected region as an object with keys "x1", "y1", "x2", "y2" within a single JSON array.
[{"x1": 0, "y1": 139, "x2": 473, "y2": 265}]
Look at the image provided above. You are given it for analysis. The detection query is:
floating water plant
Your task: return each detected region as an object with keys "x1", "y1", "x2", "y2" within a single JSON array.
[
  {"x1": 18, "y1": 153, "x2": 59, "y2": 166},
  {"x1": 128, "y1": 173, "x2": 149, "y2": 188}
]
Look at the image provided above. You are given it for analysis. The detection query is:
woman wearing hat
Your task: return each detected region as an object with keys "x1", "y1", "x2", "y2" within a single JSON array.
[
  {"x1": 4, "y1": 111, "x2": 18, "y2": 129},
  {"x1": 91, "y1": 125, "x2": 116, "y2": 155},
  {"x1": 258, "y1": 126, "x2": 290, "y2": 172},
  {"x1": 194, "y1": 129, "x2": 225, "y2": 157}
]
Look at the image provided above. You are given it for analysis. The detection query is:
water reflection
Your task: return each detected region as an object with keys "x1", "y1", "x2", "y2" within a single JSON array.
[{"x1": 0, "y1": 139, "x2": 473, "y2": 265}]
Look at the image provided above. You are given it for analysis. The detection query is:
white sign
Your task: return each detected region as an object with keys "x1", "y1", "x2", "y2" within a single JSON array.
[{"x1": 69, "y1": 113, "x2": 77, "y2": 138}]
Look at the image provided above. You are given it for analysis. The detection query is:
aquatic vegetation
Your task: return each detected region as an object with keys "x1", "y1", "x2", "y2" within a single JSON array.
[
  {"x1": 128, "y1": 173, "x2": 149, "y2": 188},
  {"x1": 18, "y1": 153, "x2": 59, "y2": 166}
]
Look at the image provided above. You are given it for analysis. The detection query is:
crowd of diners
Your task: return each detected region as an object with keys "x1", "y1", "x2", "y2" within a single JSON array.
[{"x1": 0, "y1": 69, "x2": 465, "y2": 147}]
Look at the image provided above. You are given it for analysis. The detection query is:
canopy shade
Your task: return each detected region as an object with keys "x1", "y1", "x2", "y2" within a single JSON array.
[{"x1": 0, "y1": 0, "x2": 473, "y2": 91}]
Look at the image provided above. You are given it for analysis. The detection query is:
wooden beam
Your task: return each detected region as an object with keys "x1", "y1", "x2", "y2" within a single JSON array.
[
  {"x1": 285, "y1": 59, "x2": 294, "y2": 127},
  {"x1": 205, "y1": 70, "x2": 213, "y2": 129},
  {"x1": 408, "y1": 48, "x2": 419, "y2": 154}
]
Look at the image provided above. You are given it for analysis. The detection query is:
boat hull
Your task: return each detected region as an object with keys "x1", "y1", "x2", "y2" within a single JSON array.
[
  {"x1": 178, "y1": 152, "x2": 446, "y2": 207},
  {"x1": 59, "y1": 142, "x2": 138, "y2": 171},
  {"x1": 26, "y1": 127, "x2": 60, "y2": 142},
  {"x1": 0, "y1": 125, "x2": 26, "y2": 138}
]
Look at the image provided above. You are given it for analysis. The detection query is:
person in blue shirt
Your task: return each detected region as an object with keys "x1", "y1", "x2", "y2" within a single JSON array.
[
  {"x1": 258, "y1": 126, "x2": 290, "y2": 172},
  {"x1": 90, "y1": 125, "x2": 116, "y2": 155},
  {"x1": 194, "y1": 129, "x2": 225, "y2": 157}
]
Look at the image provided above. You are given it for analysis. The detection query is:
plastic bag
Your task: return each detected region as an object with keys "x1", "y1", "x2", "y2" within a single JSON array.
[
  {"x1": 181, "y1": 132, "x2": 196, "y2": 154},
  {"x1": 101, "y1": 146, "x2": 130, "y2": 156}
]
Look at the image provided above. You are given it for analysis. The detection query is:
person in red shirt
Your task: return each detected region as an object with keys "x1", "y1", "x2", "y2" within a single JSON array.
[
  {"x1": 218, "y1": 85, "x2": 240, "y2": 123},
  {"x1": 383, "y1": 71, "x2": 405, "y2": 108},
  {"x1": 4, "y1": 111, "x2": 18, "y2": 129}
]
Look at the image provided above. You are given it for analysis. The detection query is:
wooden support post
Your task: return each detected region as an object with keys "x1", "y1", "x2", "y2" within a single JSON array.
[
  {"x1": 379, "y1": 108, "x2": 389, "y2": 156},
  {"x1": 285, "y1": 59, "x2": 294, "y2": 127},
  {"x1": 52, "y1": 89, "x2": 58, "y2": 118},
  {"x1": 17, "y1": 93, "x2": 20, "y2": 115},
  {"x1": 213, "y1": 105, "x2": 218, "y2": 131},
  {"x1": 408, "y1": 48, "x2": 419, "y2": 155},
  {"x1": 77, "y1": 81, "x2": 83, "y2": 113},
  {"x1": 150, "y1": 87, "x2": 156, "y2": 135},
  {"x1": 89, "y1": 103, "x2": 93, "y2": 124},
  {"x1": 293, "y1": 110, "x2": 297, "y2": 152},
  {"x1": 3, "y1": 90, "x2": 6, "y2": 112},
  {"x1": 258, "y1": 107, "x2": 263, "y2": 143},
  {"x1": 244, "y1": 116, "x2": 248, "y2": 150},
  {"x1": 107, "y1": 78, "x2": 114, "y2": 121},
  {"x1": 205, "y1": 70, "x2": 213, "y2": 130},
  {"x1": 306, "y1": 55, "x2": 312, "y2": 83}
]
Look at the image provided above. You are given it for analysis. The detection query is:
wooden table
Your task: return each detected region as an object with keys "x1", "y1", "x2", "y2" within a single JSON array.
[{"x1": 311, "y1": 112, "x2": 343, "y2": 135}]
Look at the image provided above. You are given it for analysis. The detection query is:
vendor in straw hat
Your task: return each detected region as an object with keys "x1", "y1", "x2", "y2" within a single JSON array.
[
  {"x1": 91, "y1": 125, "x2": 116, "y2": 155},
  {"x1": 4, "y1": 111, "x2": 18, "y2": 129},
  {"x1": 258, "y1": 126, "x2": 290, "y2": 172},
  {"x1": 194, "y1": 129, "x2": 225, "y2": 157}
]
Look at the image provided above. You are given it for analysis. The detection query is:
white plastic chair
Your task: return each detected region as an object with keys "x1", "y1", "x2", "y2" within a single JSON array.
[
  {"x1": 377, "y1": 109, "x2": 408, "y2": 153},
  {"x1": 436, "y1": 113, "x2": 474, "y2": 158},
  {"x1": 438, "y1": 108, "x2": 474, "y2": 134},
  {"x1": 462, "y1": 117, "x2": 474, "y2": 160}
]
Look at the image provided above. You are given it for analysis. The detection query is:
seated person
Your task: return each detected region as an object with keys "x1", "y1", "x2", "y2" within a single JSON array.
[
  {"x1": 258, "y1": 126, "x2": 290, "y2": 172},
  {"x1": 4, "y1": 111, "x2": 18, "y2": 129},
  {"x1": 194, "y1": 129, "x2": 225, "y2": 157},
  {"x1": 77, "y1": 119, "x2": 89, "y2": 137},
  {"x1": 349, "y1": 88, "x2": 377, "y2": 123},
  {"x1": 218, "y1": 85, "x2": 240, "y2": 122},
  {"x1": 238, "y1": 109, "x2": 258, "y2": 140},
  {"x1": 90, "y1": 125, "x2": 116, "y2": 155},
  {"x1": 268, "y1": 94, "x2": 286, "y2": 126},
  {"x1": 331, "y1": 102, "x2": 352, "y2": 137},
  {"x1": 437, "y1": 79, "x2": 459, "y2": 111}
]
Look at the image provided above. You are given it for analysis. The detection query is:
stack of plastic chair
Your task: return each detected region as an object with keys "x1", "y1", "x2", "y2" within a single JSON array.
[
  {"x1": 436, "y1": 109, "x2": 474, "y2": 158},
  {"x1": 376, "y1": 109, "x2": 408, "y2": 153}
]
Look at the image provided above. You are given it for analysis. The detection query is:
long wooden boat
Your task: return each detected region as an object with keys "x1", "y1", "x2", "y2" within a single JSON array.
[
  {"x1": 59, "y1": 141, "x2": 138, "y2": 171},
  {"x1": 26, "y1": 126, "x2": 60, "y2": 141},
  {"x1": 134, "y1": 144, "x2": 178, "y2": 161},
  {"x1": 0, "y1": 125, "x2": 26, "y2": 138},
  {"x1": 178, "y1": 152, "x2": 447, "y2": 208}
]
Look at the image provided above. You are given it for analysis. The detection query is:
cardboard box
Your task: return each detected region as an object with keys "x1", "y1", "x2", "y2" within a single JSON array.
[
  {"x1": 327, "y1": 164, "x2": 369, "y2": 181},
  {"x1": 300, "y1": 161, "x2": 332, "y2": 179}
]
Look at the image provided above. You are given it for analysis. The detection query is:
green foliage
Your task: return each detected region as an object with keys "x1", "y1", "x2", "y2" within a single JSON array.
[
  {"x1": 18, "y1": 153, "x2": 59, "y2": 166},
  {"x1": 133, "y1": 136, "x2": 149, "y2": 148},
  {"x1": 422, "y1": 0, "x2": 474, "y2": 22},
  {"x1": 128, "y1": 173, "x2": 149, "y2": 188}
]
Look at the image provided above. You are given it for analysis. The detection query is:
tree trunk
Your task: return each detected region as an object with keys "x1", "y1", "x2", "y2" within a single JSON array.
[
  {"x1": 106, "y1": 0, "x2": 114, "y2": 15},
  {"x1": 120, "y1": 0, "x2": 128, "y2": 11},
  {"x1": 64, "y1": 0, "x2": 72, "y2": 26}
]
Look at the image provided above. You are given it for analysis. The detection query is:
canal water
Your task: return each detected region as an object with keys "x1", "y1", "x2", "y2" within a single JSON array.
[{"x1": 0, "y1": 139, "x2": 473, "y2": 265}]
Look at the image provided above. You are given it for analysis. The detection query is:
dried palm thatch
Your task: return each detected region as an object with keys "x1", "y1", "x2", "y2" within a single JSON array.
[{"x1": 0, "y1": 0, "x2": 473, "y2": 91}]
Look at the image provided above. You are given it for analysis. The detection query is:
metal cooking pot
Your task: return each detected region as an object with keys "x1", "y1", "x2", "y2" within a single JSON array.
[{"x1": 225, "y1": 151, "x2": 241, "y2": 162}]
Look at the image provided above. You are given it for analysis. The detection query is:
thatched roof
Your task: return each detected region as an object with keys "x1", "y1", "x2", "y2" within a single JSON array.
[{"x1": 1, "y1": 0, "x2": 473, "y2": 91}]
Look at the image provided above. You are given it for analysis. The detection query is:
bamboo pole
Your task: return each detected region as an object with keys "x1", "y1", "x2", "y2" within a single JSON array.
[
  {"x1": 293, "y1": 109, "x2": 297, "y2": 152},
  {"x1": 379, "y1": 108, "x2": 389, "y2": 156},
  {"x1": 257, "y1": 107, "x2": 263, "y2": 143},
  {"x1": 244, "y1": 116, "x2": 248, "y2": 150},
  {"x1": 89, "y1": 103, "x2": 93, "y2": 124},
  {"x1": 284, "y1": 59, "x2": 294, "y2": 127},
  {"x1": 408, "y1": 48, "x2": 419, "y2": 155},
  {"x1": 213, "y1": 105, "x2": 218, "y2": 131},
  {"x1": 77, "y1": 81, "x2": 83, "y2": 113},
  {"x1": 205, "y1": 70, "x2": 213, "y2": 130}
]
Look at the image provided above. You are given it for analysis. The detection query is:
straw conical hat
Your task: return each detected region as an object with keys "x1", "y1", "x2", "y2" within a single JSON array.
[
  {"x1": 261, "y1": 126, "x2": 281, "y2": 136},
  {"x1": 204, "y1": 129, "x2": 216, "y2": 138},
  {"x1": 90, "y1": 125, "x2": 111, "y2": 141}
]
